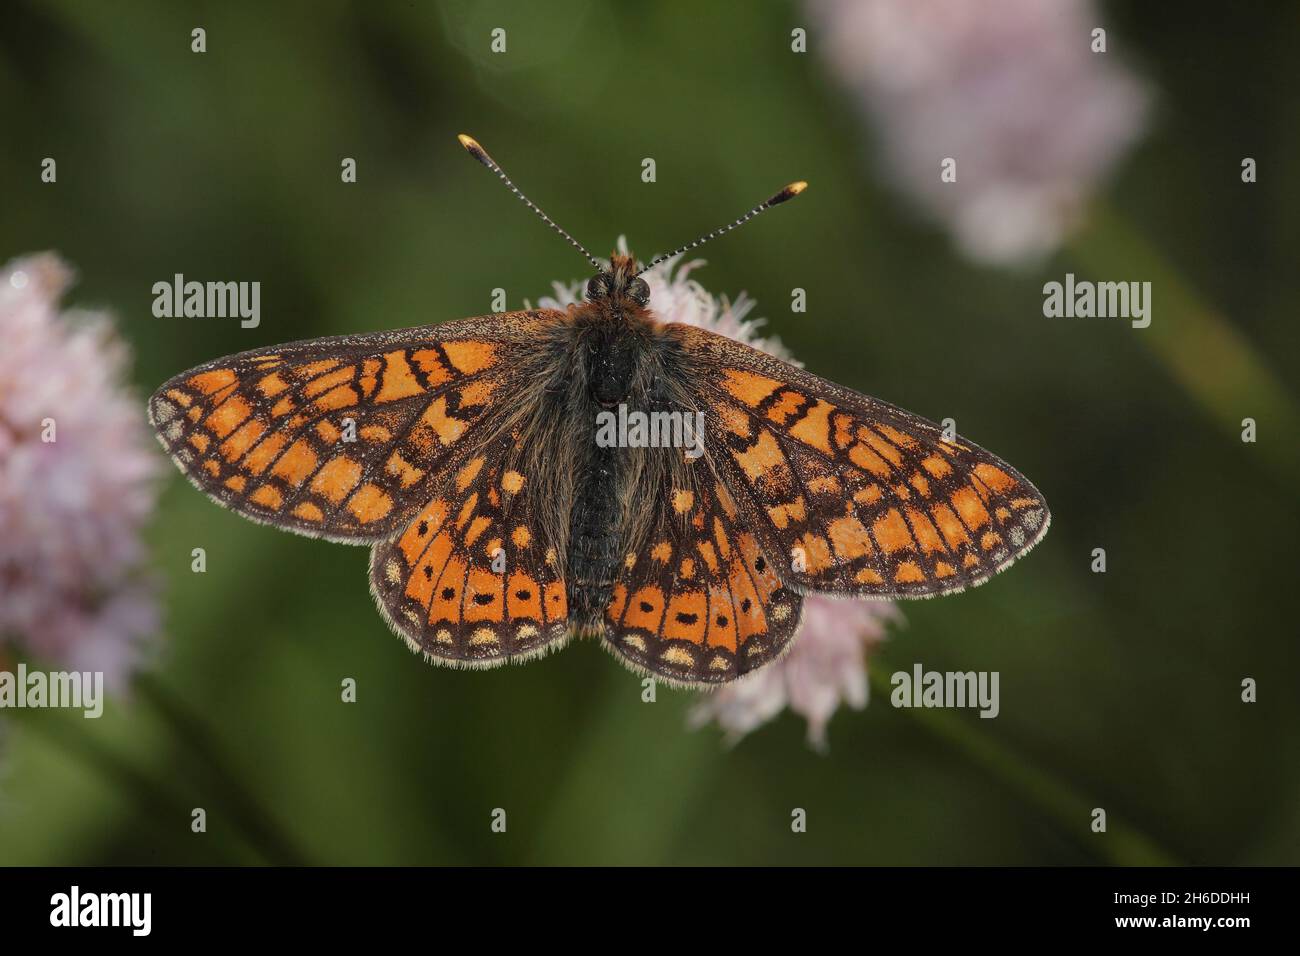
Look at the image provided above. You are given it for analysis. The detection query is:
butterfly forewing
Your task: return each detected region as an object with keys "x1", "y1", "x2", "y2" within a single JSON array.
[
  {"x1": 669, "y1": 324, "x2": 1050, "y2": 598},
  {"x1": 147, "y1": 312, "x2": 562, "y2": 543}
]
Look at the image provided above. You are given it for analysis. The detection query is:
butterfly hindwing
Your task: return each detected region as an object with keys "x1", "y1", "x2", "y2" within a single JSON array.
[
  {"x1": 670, "y1": 324, "x2": 1050, "y2": 598},
  {"x1": 147, "y1": 312, "x2": 564, "y2": 542},
  {"x1": 369, "y1": 436, "x2": 570, "y2": 666},
  {"x1": 601, "y1": 477, "x2": 802, "y2": 686}
]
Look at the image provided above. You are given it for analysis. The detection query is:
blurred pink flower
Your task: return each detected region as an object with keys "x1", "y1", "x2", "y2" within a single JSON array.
[
  {"x1": 690, "y1": 597, "x2": 900, "y2": 750},
  {"x1": 808, "y1": 0, "x2": 1151, "y2": 266},
  {"x1": 541, "y1": 241, "x2": 902, "y2": 749},
  {"x1": 0, "y1": 254, "x2": 162, "y2": 689}
]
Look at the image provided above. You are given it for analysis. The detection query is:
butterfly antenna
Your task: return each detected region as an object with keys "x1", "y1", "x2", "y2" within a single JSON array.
[
  {"x1": 458, "y1": 134, "x2": 603, "y2": 271},
  {"x1": 636, "y1": 181, "x2": 808, "y2": 276}
]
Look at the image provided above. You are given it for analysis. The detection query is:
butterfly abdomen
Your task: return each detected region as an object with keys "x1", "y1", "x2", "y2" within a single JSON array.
[
  {"x1": 567, "y1": 444, "x2": 624, "y2": 632},
  {"x1": 563, "y1": 305, "x2": 644, "y2": 631}
]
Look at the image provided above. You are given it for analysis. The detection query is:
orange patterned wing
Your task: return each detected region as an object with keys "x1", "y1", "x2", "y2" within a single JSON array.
[
  {"x1": 671, "y1": 325, "x2": 1050, "y2": 598},
  {"x1": 147, "y1": 312, "x2": 563, "y2": 542},
  {"x1": 602, "y1": 478, "x2": 801, "y2": 686},
  {"x1": 368, "y1": 435, "x2": 570, "y2": 666}
]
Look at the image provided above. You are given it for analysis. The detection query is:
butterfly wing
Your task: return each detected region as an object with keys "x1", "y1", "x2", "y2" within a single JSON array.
[
  {"x1": 149, "y1": 309, "x2": 578, "y2": 666},
  {"x1": 369, "y1": 432, "x2": 571, "y2": 667},
  {"x1": 600, "y1": 477, "x2": 802, "y2": 686},
  {"x1": 147, "y1": 311, "x2": 563, "y2": 543},
  {"x1": 669, "y1": 324, "x2": 1050, "y2": 598}
]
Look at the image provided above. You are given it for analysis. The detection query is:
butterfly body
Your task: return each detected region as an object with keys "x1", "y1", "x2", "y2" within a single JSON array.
[
  {"x1": 538, "y1": 261, "x2": 703, "y2": 635},
  {"x1": 149, "y1": 138, "x2": 1050, "y2": 688}
]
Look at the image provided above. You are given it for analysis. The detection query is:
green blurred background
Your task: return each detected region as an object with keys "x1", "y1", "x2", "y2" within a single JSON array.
[{"x1": 1, "y1": 1, "x2": 1296, "y2": 865}]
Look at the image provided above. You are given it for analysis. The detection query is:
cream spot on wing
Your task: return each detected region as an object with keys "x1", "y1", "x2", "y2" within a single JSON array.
[
  {"x1": 661, "y1": 646, "x2": 695, "y2": 667},
  {"x1": 153, "y1": 399, "x2": 177, "y2": 424}
]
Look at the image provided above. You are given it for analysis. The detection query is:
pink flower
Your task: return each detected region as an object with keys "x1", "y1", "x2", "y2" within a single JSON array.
[
  {"x1": 0, "y1": 254, "x2": 162, "y2": 689},
  {"x1": 542, "y1": 242, "x2": 902, "y2": 749},
  {"x1": 808, "y1": 0, "x2": 1151, "y2": 266}
]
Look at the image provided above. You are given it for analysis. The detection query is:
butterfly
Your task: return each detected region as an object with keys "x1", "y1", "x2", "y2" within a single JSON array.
[{"x1": 148, "y1": 134, "x2": 1049, "y2": 687}]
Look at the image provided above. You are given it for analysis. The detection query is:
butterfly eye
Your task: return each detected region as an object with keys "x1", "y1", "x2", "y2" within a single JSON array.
[
  {"x1": 586, "y1": 273, "x2": 611, "y2": 300},
  {"x1": 627, "y1": 277, "x2": 650, "y2": 306}
]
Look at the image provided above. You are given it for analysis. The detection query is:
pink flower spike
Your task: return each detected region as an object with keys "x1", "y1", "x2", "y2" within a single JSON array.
[{"x1": 0, "y1": 254, "x2": 163, "y2": 691}]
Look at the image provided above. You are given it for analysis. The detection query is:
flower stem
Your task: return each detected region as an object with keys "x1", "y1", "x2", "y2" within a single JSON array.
[
  {"x1": 868, "y1": 662, "x2": 1177, "y2": 866},
  {"x1": 13, "y1": 707, "x2": 245, "y2": 863},
  {"x1": 1069, "y1": 204, "x2": 1300, "y2": 487},
  {"x1": 134, "y1": 673, "x2": 311, "y2": 865}
]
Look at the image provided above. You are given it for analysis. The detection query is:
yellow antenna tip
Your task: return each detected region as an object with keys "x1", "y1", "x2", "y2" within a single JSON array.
[
  {"x1": 458, "y1": 133, "x2": 492, "y2": 167},
  {"x1": 769, "y1": 181, "x2": 809, "y2": 205}
]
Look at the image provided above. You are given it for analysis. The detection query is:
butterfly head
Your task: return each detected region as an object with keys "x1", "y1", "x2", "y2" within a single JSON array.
[{"x1": 586, "y1": 253, "x2": 650, "y2": 307}]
